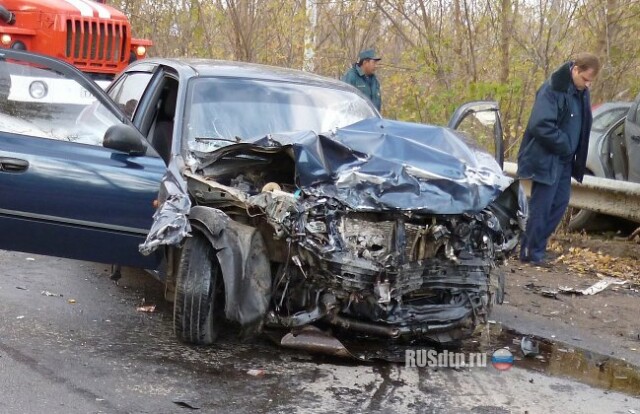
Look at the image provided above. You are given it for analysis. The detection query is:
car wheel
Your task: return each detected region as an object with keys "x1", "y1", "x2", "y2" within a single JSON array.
[
  {"x1": 174, "y1": 231, "x2": 224, "y2": 345},
  {"x1": 567, "y1": 207, "x2": 597, "y2": 232},
  {"x1": 567, "y1": 172, "x2": 597, "y2": 232}
]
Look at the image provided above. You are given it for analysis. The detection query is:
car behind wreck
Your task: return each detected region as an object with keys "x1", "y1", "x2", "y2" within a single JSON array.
[{"x1": 0, "y1": 50, "x2": 526, "y2": 351}]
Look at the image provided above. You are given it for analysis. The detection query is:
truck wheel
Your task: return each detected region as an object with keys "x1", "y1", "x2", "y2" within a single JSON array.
[{"x1": 174, "y1": 232, "x2": 224, "y2": 345}]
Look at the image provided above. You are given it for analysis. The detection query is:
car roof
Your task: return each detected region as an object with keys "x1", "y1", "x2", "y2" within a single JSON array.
[
  {"x1": 592, "y1": 101, "x2": 632, "y2": 114},
  {"x1": 131, "y1": 58, "x2": 354, "y2": 91}
]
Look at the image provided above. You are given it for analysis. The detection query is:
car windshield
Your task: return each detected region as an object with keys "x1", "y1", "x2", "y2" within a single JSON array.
[
  {"x1": 185, "y1": 77, "x2": 377, "y2": 151},
  {"x1": 592, "y1": 107, "x2": 629, "y2": 132}
]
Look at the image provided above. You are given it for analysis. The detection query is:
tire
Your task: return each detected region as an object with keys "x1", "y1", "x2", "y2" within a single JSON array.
[
  {"x1": 174, "y1": 232, "x2": 224, "y2": 345},
  {"x1": 567, "y1": 171, "x2": 596, "y2": 232},
  {"x1": 567, "y1": 207, "x2": 597, "y2": 232}
]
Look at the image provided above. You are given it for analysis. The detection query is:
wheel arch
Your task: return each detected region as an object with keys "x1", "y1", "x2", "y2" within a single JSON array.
[{"x1": 187, "y1": 206, "x2": 272, "y2": 329}]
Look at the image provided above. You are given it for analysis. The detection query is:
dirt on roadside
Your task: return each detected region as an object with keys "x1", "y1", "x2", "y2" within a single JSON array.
[{"x1": 503, "y1": 231, "x2": 640, "y2": 354}]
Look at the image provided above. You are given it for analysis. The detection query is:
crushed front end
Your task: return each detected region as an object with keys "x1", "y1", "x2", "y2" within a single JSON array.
[
  {"x1": 154, "y1": 118, "x2": 526, "y2": 346},
  {"x1": 259, "y1": 179, "x2": 523, "y2": 343}
]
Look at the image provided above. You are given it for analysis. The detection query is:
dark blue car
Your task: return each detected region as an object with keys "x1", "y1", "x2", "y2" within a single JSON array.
[{"x1": 0, "y1": 50, "x2": 525, "y2": 354}]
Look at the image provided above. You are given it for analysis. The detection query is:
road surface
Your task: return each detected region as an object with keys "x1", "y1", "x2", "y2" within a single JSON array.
[{"x1": 0, "y1": 250, "x2": 638, "y2": 413}]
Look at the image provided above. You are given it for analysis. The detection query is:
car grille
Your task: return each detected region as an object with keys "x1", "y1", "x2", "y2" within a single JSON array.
[{"x1": 65, "y1": 18, "x2": 128, "y2": 68}]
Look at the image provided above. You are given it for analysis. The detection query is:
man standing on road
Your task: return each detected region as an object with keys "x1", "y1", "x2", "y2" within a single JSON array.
[
  {"x1": 517, "y1": 53, "x2": 600, "y2": 266},
  {"x1": 342, "y1": 48, "x2": 382, "y2": 112}
]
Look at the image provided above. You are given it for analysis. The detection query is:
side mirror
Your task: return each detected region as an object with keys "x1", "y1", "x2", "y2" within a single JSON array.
[{"x1": 103, "y1": 124, "x2": 147, "y2": 156}]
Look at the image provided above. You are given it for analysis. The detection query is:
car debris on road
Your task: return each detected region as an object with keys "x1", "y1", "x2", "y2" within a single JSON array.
[{"x1": 559, "y1": 278, "x2": 629, "y2": 295}]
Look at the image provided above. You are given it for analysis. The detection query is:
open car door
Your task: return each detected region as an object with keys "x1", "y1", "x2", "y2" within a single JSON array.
[
  {"x1": 448, "y1": 101, "x2": 504, "y2": 169},
  {"x1": 624, "y1": 95, "x2": 640, "y2": 183},
  {"x1": 0, "y1": 49, "x2": 166, "y2": 268}
]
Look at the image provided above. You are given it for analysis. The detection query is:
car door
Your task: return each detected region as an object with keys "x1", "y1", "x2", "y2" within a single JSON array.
[
  {"x1": 447, "y1": 101, "x2": 504, "y2": 169},
  {"x1": 597, "y1": 118, "x2": 627, "y2": 180},
  {"x1": 624, "y1": 94, "x2": 640, "y2": 183},
  {"x1": 0, "y1": 49, "x2": 167, "y2": 268}
]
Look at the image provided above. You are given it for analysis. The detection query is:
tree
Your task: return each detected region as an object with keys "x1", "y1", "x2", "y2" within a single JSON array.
[{"x1": 114, "y1": 0, "x2": 640, "y2": 151}]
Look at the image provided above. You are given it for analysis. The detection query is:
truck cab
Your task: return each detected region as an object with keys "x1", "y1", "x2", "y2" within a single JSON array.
[{"x1": 0, "y1": 1, "x2": 151, "y2": 80}]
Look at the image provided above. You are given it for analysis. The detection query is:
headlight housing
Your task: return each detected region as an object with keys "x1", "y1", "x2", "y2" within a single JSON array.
[{"x1": 29, "y1": 80, "x2": 48, "y2": 99}]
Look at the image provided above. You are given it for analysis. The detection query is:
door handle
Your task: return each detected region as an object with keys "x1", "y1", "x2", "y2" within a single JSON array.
[
  {"x1": 0, "y1": 157, "x2": 29, "y2": 172},
  {"x1": 631, "y1": 135, "x2": 640, "y2": 143}
]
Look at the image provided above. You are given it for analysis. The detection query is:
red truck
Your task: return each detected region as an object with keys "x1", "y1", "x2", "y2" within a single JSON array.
[{"x1": 0, "y1": 0, "x2": 151, "y2": 103}]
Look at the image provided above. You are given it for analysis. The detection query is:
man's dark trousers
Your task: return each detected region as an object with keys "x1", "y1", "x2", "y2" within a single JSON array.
[{"x1": 520, "y1": 161, "x2": 573, "y2": 263}]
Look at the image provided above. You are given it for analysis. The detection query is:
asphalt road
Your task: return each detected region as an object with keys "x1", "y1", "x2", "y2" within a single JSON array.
[{"x1": 1, "y1": 249, "x2": 638, "y2": 414}]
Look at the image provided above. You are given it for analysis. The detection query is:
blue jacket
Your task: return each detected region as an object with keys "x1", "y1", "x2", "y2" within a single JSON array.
[{"x1": 517, "y1": 62, "x2": 592, "y2": 185}]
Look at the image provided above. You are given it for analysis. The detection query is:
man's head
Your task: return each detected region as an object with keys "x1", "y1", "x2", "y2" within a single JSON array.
[
  {"x1": 357, "y1": 48, "x2": 381, "y2": 76},
  {"x1": 571, "y1": 53, "x2": 600, "y2": 91}
]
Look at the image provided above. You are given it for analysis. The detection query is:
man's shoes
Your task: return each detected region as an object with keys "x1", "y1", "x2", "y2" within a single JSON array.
[
  {"x1": 529, "y1": 260, "x2": 553, "y2": 269},
  {"x1": 519, "y1": 254, "x2": 530, "y2": 264},
  {"x1": 543, "y1": 251, "x2": 562, "y2": 262}
]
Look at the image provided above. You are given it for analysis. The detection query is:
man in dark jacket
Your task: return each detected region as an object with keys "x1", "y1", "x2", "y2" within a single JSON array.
[
  {"x1": 517, "y1": 53, "x2": 600, "y2": 266},
  {"x1": 342, "y1": 48, "x2": 382, "y2": 111}
]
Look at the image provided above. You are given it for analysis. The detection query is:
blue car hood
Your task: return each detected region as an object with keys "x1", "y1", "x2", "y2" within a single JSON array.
[{"x1": 195, "y1": 118, "x2": 513, "y2": 215}]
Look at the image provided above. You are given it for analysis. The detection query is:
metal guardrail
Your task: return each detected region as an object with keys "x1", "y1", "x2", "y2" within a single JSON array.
[{"x1": 503, "y1": 161, "x2": 640, "y2": 223}]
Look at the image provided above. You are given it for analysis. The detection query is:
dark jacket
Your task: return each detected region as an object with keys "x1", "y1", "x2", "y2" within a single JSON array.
[
  {"x1": 517, "y1": 62, "x2": 593, "y2": 185},
  {"x1": 341, "y1": 64, "x2": 382, "y2": 111}
]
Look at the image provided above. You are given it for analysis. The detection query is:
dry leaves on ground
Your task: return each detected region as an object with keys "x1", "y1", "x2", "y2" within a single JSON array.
[{"x1": 548, "y1": 239, "x2": 639, "y2": 283}]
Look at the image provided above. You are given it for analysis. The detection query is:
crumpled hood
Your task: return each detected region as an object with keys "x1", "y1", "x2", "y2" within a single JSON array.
[{"x1": 195, "y1": 117, "x2": 513, "y2": 215}]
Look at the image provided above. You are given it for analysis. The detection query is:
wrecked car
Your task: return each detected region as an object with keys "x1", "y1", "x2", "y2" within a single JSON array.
[{"x1": 0, "y1": 50, "x2": 526, "y2": 350}]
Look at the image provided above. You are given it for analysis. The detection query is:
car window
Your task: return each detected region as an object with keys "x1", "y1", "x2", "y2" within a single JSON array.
[
  {"x1": 450, "y1": 105, "x2": 502, "y2": 164},
  {"x1": 0, "y1": 57, "x2": 120, "y2": 146},
  {"x1": 148, "y1": 77, "x2": 179, "y2": 163},
  {"x1": 184, "y1": 77, "x2": 377, "y2": 152},
  {"x1": 107, "y1": 75, "x2": 126, "y2": 103},
  {"x1": 109, "y1": 72, "x2": 152, "y2": 120},
  {"x1": 592, "y1": 107, "x2": 628, "y2": 132}
]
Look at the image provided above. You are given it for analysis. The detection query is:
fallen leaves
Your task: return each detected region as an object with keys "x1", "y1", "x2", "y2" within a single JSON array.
[
  {"x1": 548, "y1": 237, "x2": 640, "y2": 283},
  {"x1": 555, "y1": 246, "x2": 639, "y2": 283}
]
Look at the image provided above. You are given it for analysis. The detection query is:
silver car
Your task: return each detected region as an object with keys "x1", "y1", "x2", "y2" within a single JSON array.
[{"x1": 568, "y1": 102, "x2": 631, "y2": 231}]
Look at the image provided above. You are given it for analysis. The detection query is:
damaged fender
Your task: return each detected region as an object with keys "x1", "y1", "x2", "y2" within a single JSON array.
[
  {"x1": 140, "y1": 162, "x2": 192, "y2": 255},
  {"x1": 189, "y1": 206, "x2": 272, "y2": 327}
]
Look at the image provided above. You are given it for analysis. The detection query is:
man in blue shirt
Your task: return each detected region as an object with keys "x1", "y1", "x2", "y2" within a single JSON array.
[
  {"x1": 517, "y1": 53, "x2": 600, "y2": 266},
  {"x1": 341, "y1": 48, "x2": 382, "y2": 111}
]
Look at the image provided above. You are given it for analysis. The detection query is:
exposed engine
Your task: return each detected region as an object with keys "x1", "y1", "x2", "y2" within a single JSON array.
[
  {"x1": 199, "y1": 172, "x2": 524, "y2": 343},
  {"x1": 178, "y1": 124, "x2": 525, "y2": 344}
]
